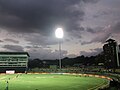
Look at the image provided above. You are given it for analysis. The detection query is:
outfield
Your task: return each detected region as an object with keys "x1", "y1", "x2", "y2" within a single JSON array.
[{"x1": 0, "y1": 73, "x2": 109, "y2": 90}]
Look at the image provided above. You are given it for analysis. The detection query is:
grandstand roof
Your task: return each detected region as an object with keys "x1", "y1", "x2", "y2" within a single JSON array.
[{"x1": 0, "y1": 52, "x2": 30, "y2": 57}]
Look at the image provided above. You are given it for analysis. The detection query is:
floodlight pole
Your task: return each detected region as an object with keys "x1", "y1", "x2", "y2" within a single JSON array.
[
  {"x1": 55, "y1": 28, "x2": 63, "y2": 70},
  {"x1": 59, "y1": 40, "x2": 62, "y2": 70}
]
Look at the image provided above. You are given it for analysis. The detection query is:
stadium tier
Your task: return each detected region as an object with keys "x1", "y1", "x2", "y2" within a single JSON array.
[{"x1": 0, "y1": 52, "x2": 29, "y2": 73}]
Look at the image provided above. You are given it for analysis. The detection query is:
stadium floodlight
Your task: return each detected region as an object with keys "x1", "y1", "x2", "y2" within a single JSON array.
[
  {"x1": 55, "y1": 28, "x2": 64, "y2": 69},
  {"x1": 55, "y1": 28, "x2": 64, "y2": 39}
]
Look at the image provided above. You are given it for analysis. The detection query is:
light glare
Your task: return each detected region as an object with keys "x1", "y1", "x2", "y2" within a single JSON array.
[{"x1": 55, "y1": 28, "x2": 64, "y2": 38}]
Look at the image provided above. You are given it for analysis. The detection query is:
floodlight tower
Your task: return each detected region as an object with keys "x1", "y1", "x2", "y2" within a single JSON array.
[{"x1": 55, "y1": 28, "x2": 64, "y2": 69}]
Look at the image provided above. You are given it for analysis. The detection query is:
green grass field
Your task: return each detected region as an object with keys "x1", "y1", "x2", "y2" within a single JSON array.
[{"x1": 0, "y1": 74, "x2": 109, "y2": 90}]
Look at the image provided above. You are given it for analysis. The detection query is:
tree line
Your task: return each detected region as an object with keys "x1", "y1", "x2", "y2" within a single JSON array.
[{"x1": 28, "y1": 52, "x2": 105, "y2": 68}]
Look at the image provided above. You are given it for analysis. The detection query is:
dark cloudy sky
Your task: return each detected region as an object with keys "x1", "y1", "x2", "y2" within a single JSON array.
[{"x1": 0, "y1": 0, "x2": 120, "y2": 59}]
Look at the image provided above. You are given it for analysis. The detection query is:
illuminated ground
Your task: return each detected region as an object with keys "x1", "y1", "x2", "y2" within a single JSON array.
[{"x1": 0, "y1": 74, "x2": 109, "y2": 90}]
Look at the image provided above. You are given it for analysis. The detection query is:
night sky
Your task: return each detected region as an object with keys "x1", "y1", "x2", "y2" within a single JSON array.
[{"x1": 0, "y1": 0, "x2": 120, "y2": 59}]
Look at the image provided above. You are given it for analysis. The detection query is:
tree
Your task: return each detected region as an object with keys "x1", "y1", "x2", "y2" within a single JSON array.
[{"x1": 28, "y1": 58, "x2": 43, "y2": 68}]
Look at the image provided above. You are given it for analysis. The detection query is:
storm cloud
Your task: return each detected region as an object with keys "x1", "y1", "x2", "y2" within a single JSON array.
[
  {"x1": 4, "y1": 38, "x2": 19, "y2": 44},
  {"x1": 0, "y1": 0, "x2": 86, "y2": 35},
  {"x1": 27, "y1": 47, "x2": 68, "y2": 59},
  {"x1": 80, "y1": 48, "x2": 102, "y2": 56},
  {"x1": 3, "y1": 45, "x2": 24, "y2": 51}
]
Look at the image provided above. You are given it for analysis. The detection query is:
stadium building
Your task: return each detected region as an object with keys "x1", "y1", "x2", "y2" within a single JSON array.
[
  {"x1": 103, "y1": 39, "x2": 120, "y2": 69},
  {"x1": 0, "y1": 52, "x2": 29, "y2": 73}
]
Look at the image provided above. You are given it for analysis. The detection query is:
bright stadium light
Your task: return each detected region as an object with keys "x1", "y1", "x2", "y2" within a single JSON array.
[
  {"x1": 55, "y1": 28, "x2": 64, "y2": 69},
  {"x1": 55, "y1": 28, "x2": 64, "y2": 38}
]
